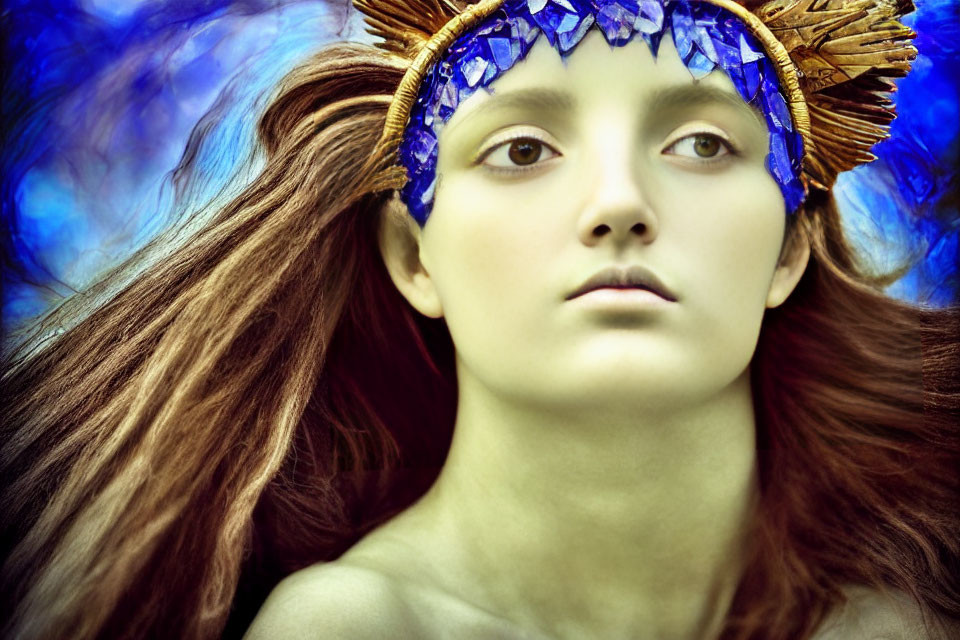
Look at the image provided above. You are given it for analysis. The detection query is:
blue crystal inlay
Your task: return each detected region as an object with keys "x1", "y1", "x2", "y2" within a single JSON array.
[
  {"x1": 739, "y1": 32, "x2": 764, "y2": 64},
  {"x1": 557, "y1": 13, "x2": 595, "y2": 53},
  {"x1": 743, "y1": 61, "x2": 761, "y2": 101},
  {"x1": 693, "y1": 31, "x2": 718, "y2": 64},
  {"x1": 398, "y1": 0, "x2": 806, "y2": 226},
  {"x1": 595, "y1": 2, "x2": 638, "y2": 46},
  {"x1": 670, "y1": 3, "x2": 694, "y2": 60},
  {"x1": 762, "y1": 71, "x2": 793, "y2": 132},
  {"x1": 710, "y1": 37, "x2": 741, "y2": 69},
  {"x1": 529, "y1": 0, "x2": 581, "y2": 47},
  {"x1": 770, "y1": 132, "x2": 792, "y2": 183},
  {"x1": 488, "y1": 37, "x2": 517, "y2": 69},
  {"x1": 686, "y1": 49, "x2": 716, "y2": 79},
  {"x1": 635, "y1": 0, "x2": 664, "y2": 33}
]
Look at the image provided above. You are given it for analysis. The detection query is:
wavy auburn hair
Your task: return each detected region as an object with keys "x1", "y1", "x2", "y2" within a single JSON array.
[{"x1": 1, "y1": 41, "x2": 958, "y2": 640}]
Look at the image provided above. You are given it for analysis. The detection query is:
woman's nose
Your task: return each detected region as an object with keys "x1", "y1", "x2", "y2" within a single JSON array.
[{"x1": 575, "y1": 129, "x2": 660, "y2": 248}]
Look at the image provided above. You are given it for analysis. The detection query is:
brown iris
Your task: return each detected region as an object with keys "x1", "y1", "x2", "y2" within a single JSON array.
[
  {"x1": 507, "y1": 138, "x2": 543, "y2": 166},
  {"x1": 693, "y1": 134, "x2": 722, "y2": 158}
]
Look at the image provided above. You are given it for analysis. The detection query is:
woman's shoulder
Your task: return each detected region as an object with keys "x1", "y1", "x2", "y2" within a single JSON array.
[
  {"x1": 242, "y1": 556, "x2": 548, "y2": 640},
  {"x1": 242, "y1": 561, "x2": 423, "y2": 640},
  {"x1": 245, "y1": 567, "x2": 959, "y2": 640},
  {"x1": 812, "y1": 585, "x2": 960, "y2": 640}
]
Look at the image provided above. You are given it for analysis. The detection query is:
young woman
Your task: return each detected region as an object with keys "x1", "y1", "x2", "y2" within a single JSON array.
[{"x1": 2, "y1": 1, "x2": 958, "y2": 639}]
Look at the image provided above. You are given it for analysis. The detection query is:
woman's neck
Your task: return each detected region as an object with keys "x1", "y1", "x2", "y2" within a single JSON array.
[{"x1": 351, "y1": 367, "x2": 760, "y2": 640}]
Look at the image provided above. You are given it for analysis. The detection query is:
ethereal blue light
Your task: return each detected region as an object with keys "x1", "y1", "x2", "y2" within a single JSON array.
[{"x1": 2, "y1": 0, "x2": 957, "y2": 342}]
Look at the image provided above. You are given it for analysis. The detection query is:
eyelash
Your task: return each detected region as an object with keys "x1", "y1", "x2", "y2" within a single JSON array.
[{"x1": 477, "y1": 130, "x2": 740, "y2": 175}]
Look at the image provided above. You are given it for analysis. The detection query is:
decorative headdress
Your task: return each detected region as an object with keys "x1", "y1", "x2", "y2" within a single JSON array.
[{"x1": 355, "y1": 0, "x2": 917, "y2": 226}]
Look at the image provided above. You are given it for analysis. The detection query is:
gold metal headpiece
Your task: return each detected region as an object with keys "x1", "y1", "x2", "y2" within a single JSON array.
[{"x1": 354, "y1": 0, "x2": 917, "y2": 194}]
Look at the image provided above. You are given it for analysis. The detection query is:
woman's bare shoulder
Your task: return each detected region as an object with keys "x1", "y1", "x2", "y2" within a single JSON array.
[
  {"x1": 242, "y1": 561, "x2": 423, "y2": 640},
  {"x1": 812, "y1": 585, "x2": 960, "y2": 640}
]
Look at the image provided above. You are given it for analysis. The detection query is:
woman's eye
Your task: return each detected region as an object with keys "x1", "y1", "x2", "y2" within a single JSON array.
[
  {"x1": 477, "y1": 131, "x2": 735, "y2": 173},
  {"x1": 479, "y1": 136, "x2": 560, "y2": 172},
  {"x1": 664, "y1": 132, "x2": 736, "y2": 162}
]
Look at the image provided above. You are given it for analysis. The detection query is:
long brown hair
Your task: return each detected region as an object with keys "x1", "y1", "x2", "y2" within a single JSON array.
[{"x1": 1, "y1": 40, "x2": 958, "y2": 640}]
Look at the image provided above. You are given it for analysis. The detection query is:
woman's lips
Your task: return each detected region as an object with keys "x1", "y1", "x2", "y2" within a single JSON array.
[
  {"x1": 572, "y1": 287, "x2": 675, "y2": 309},
  {"x1": 567, "y1": 265, "x2": 678, "y2": 302}
]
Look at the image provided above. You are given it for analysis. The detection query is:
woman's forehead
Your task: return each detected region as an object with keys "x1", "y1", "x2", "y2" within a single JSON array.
[{"x1": 443, "y1": 29, "x2": 766, "y2": 137}]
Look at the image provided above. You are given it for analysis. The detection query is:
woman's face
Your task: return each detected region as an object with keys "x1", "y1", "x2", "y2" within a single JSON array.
[{"x1": 385, "y1": 27, "x2": 809, "y2": 412}]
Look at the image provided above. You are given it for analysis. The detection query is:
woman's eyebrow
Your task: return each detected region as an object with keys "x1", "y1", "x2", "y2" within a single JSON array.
[
  {"x1": 445, "y1": 87, "x2": 576, "y2": 138},
  {"x1": 444, "y1": 80, "x2": 766, "y2": 139},
  {"x1": 650, "y1": 83, "x2": 767, "y2": 128}
]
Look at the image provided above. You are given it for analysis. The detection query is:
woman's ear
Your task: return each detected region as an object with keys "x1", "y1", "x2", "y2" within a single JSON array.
[
  {"x1": 766, "y1": 226, "x2": 811, "y2": 309},
  {"x1": 377, "y1": 193, "x2": 444, "y2": 318}
]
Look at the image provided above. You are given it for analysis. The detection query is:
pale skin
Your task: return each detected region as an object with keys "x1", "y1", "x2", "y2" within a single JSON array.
[{"x1": 245, "y1": 28, "x2": 934, "y2": 640}]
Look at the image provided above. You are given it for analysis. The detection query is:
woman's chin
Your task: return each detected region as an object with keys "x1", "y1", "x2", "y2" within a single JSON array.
[{"x1": 493, "y1": 370, "x2": 734, "y2": 414}]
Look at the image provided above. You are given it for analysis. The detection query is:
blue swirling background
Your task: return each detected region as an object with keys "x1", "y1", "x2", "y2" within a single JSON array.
[{"x1": 2, "y1": 0, "x2": 959, "y2": 344}]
